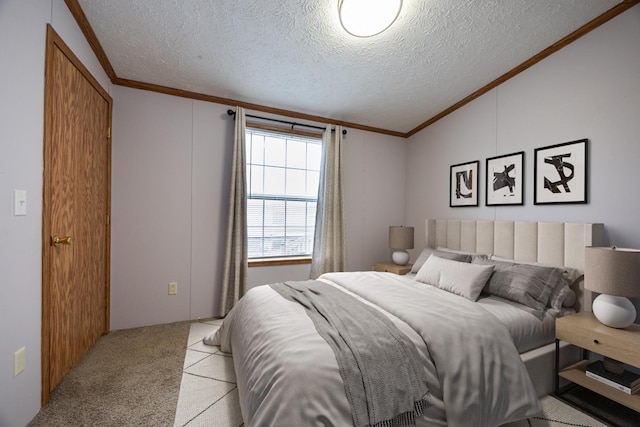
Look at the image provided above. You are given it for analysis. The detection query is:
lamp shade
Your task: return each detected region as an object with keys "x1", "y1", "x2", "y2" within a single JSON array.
[
  {"x1": 389, "y1": 226, "x2": 414, "y2": 250},
  {"x1": 584, "y1": 247, "x2": 640, "y2": 297}
]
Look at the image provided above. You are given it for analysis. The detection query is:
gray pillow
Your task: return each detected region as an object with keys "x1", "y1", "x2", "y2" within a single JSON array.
[
  {"x1": 432, "y1": 250, "x2": 472, "y2": 263},
  {"x1": 436, "y1": 247, "x2": 490, "y2": 259},
  {"x1": 562, "y1": 289, "x2": 577, "y2": 308},
  {"x1": 489, "y1": 256, "x2": 581, "y2": 309},
  {"x1": 410, "y1": 248, "x2": 471, "y2": 274},
  {"x1": 472, "y1": 258, "x2": 565, "y2": 311},
  {"x1": 411, "y1": 248, "x2": 435, "y2": 274}
]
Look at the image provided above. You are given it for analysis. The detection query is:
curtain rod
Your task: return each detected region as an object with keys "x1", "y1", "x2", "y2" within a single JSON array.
[{"x1": 227, "y1": 110, "x2": 347, "y2": 135}]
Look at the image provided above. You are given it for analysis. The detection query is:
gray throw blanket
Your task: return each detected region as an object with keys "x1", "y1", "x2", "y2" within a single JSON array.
[{"x1": 270, "y1": 280, "x2": 432, "y2": 427}]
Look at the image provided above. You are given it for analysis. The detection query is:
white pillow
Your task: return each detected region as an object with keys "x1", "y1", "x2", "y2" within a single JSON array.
[{"x1": 415, "y1": 255, "x2": 494, "y2": 301}]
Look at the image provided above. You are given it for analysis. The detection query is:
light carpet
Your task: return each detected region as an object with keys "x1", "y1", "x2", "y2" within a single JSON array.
[{"x1": 28, "y1": 320, "x2": 190, "y2": 427}]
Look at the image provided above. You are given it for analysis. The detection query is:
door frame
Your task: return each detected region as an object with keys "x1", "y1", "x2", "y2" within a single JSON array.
[{"x1": 41, "y1": 24, "x2": 112, "y2": 406}]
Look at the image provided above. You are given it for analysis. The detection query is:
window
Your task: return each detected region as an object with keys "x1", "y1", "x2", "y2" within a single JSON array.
[{"x1": 246, "y1": 127, "x2": 322, "y2": 259}]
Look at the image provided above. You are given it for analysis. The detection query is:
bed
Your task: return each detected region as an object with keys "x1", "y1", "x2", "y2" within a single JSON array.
[{"x1": 205, "y1": 219, "x2": 604, "y2": 426}]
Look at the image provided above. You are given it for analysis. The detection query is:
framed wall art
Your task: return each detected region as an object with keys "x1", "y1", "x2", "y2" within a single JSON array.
[
  {"x1": 534, "y1": 139, "x2": 588, "y2": 205},
  {"x1": 450, "y1": 160, "x2": 479, "y2": 207},
  {"x1": 486, "y1": 151, "x2": 524, "y2": 206}
]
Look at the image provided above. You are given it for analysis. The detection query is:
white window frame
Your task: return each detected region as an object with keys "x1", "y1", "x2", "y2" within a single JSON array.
[{"x1": 245, "y1": 125, "x2": 322, "y2": 263}]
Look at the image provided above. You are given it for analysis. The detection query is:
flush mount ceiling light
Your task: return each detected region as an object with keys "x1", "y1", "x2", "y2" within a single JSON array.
[{"x1": 339, "y1": 0, "x2": 402, "y2": 37}]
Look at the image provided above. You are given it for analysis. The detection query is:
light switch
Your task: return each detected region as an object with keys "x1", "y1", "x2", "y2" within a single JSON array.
[
  {"x1": 14, "y1": 347, "x2": 26, "y2": 377},
  {"x1": 168, "y1": 282, "x2": 178, "y2": 295},
  {"x1": 14, "y1": 190, "x2": 26, "y2": 216}
]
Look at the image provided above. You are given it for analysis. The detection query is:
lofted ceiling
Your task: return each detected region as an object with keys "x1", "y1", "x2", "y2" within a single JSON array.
[{"x1": 75, "y1": 0, "x2": 628, "y2": 136}]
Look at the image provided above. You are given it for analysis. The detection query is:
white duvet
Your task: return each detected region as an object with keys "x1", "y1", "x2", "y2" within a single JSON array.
[{"x1": 206, "y1": 271, "x2": 541, "y2": 426}]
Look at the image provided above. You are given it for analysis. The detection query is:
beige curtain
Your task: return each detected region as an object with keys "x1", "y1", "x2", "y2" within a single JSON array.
[
  {"x1": 220, "y1": 107, "x2": 248, "y2": 316},
  {"x1": 310, "y1": 125, "x2": 346, "y2": 279}
]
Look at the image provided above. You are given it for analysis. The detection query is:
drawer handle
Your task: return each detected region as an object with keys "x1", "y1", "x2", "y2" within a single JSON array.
[{"x1": 593, "y1": 339, "x2": 599, "y2": 344}]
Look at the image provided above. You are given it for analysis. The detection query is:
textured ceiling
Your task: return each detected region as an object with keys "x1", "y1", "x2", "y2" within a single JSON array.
[{"x1": 77, "y1": 0, "x2": 621, "y2": 134}]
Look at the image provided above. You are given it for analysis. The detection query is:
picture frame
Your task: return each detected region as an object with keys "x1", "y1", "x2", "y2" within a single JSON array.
[
  {"x1": 534, "y1": 139, "x2": 588, "y2": 205},
  {"x1": 485, "y1": 151, "x2": 524, "y2": 206},
  {"x1": 450, "y1": 160, "x2": 479, "y2": 207}
]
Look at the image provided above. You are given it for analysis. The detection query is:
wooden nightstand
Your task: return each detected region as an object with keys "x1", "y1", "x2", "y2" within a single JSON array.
[
  {"x1": 555, "y1": 311, "x2": 640, "y2": 412},
  {"x1": 374, "y1": 262, "x2": 413, "y2": 275}
]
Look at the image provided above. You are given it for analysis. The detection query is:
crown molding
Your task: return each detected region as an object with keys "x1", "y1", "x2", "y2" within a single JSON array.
[{"x1": 65, "y1": 0, "x2": 638, "y2": 139}]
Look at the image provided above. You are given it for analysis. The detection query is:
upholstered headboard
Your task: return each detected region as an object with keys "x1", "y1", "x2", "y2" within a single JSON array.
[{"x1": 425, "y1": 219, "x2": 604, "y2": 312}]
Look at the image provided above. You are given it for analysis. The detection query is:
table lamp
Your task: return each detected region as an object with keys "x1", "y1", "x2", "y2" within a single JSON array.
[
  {"x1": 584, "y1": 246, "x2": 640, "y2": 329},
  {"x1": 389, "y1": 226, "x2": 414, "y2": 266}
]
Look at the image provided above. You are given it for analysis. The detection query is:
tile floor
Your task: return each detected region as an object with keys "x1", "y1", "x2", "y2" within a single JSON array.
[{"x1": 174, "y1": 319, "x2": 244, "y2": 427}]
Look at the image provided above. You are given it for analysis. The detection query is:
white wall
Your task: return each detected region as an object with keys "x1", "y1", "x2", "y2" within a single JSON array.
[
  {"x1": 406, "y1": 5, "x2": 640, "y2": 310},
  {"x1": 0, "y1": 1, "x2": 110, "y2": 426},
  {"x1": 343, "y1": 128, "x2": 409, "y2": 269},
  {"x1": 406, "y1": 4, "x2": 640, "y2": 249},
  {"x1": 111, "y1": 88, "x2": 408, "y2": 329},
  {"x1": 111, "y1": 88, "x2": 238, "y2": 329}
]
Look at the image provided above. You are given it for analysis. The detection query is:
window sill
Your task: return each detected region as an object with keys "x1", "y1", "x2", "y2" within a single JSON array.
[{"x1": 248, "y1": 257, "x2": 312, "y2": 267}]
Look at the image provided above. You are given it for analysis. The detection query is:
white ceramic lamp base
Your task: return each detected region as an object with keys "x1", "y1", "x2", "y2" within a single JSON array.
[
  {"x1": 392, "y1": 250, "x2": 410, "y2": 266},
  {"x1": 592, "y1": 294, "x2": 636, "y2": 328}
]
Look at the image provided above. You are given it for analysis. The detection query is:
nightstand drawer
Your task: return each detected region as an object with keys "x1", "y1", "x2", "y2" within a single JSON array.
[
  {"x1": 557, "y1": 328, "x2": 632, "y2": 362},
  {"x1": 556, "y1": 312, "x2": 640, "y2": 366}
]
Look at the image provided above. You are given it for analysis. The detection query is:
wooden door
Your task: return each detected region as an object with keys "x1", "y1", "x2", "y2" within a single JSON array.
[{"x1": 42, "y1": 25, "x2": 112, "y2": 405}]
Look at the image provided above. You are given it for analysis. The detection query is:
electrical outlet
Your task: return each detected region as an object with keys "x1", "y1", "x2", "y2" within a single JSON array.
[
  {"x1": 14, "y1": 347, "x2": 26, "y2": 377},
  {"x1": 168, "y1": 282, "x2": 178, "y2": 295}
]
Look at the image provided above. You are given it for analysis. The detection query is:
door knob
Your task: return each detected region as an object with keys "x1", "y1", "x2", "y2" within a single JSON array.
[{"x1": 52, "y1": 236, "x2": 73, "y2": 246}]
